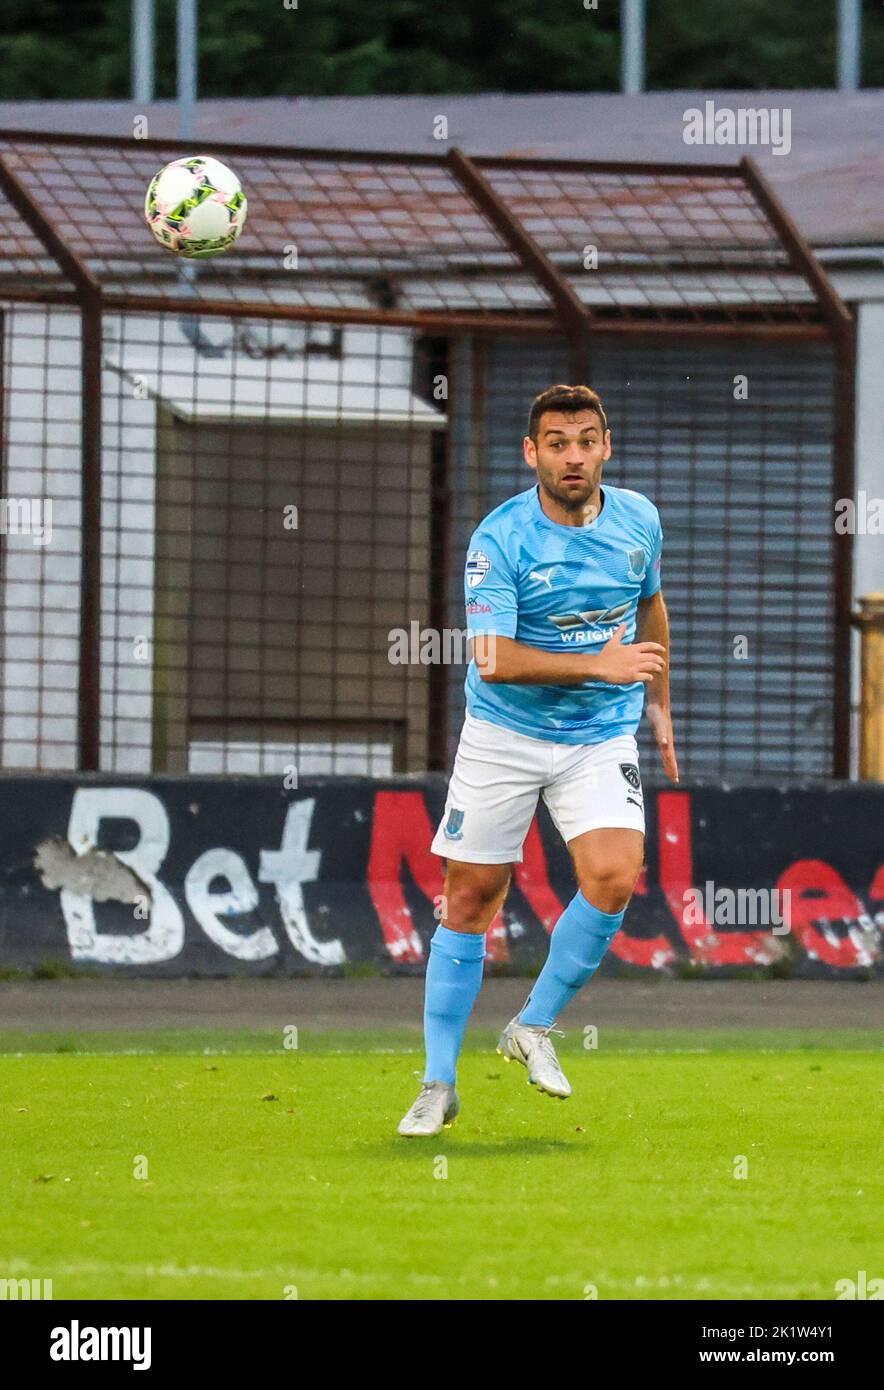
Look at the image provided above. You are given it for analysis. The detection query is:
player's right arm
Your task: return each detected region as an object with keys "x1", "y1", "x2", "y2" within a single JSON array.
[
  {"x1": 463, "y1": 529, "x2": 663, "y2": 687},
  {"x1": 472, "y1": 626, "x2": 665, "y2": 686}
]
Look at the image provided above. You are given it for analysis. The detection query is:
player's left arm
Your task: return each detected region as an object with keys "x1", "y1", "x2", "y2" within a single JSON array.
[{"x1": 635, "y1": 590, "x2": 679, "y2": 784}]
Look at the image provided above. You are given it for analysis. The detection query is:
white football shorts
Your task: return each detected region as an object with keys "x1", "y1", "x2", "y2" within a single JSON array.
[{"x1": 430, "y1": 711, "x2": 645, "y2": 864}]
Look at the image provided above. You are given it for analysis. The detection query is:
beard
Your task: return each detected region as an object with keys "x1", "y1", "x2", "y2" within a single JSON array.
[{"x1": 537, "y1": 465, "x2": 601, "y2": 519}]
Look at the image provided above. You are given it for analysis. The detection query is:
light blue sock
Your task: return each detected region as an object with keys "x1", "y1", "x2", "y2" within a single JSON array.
[
  {"x1": 519, "y1": 892, "x2": 623, "y2": 1028},
  {"x1": 423, "y1": 925, "x2": 486, "y2": 1085}
]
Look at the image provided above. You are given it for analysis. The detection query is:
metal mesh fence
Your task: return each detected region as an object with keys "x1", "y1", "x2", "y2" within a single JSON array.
[
  {"x1": 115, "y1": 313, "x2": 446, "y2": 775},
  {"x1": 0, "y1": 134, "x2": 854, "y2": 778},
  {"x1": 446, "y1": 332, "x2": 837, "y2": 780},
  {"x1": 1, "y1": 303, "x2": 82, "y2": 768},
  {"x1": 0, "y1": 136, "x2": 554, "y2": 323},
  {"x1": 477, "y1": 161, "x2": 821, "y2": 324}
]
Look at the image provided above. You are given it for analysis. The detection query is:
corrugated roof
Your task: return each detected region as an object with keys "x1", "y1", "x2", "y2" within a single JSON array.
[{"x1": 0, "y1": 90, "x2": 881, "y2": 245}]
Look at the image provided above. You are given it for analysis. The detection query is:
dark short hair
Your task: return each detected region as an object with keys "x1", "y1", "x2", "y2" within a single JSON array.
[{"x1": 528, "y1": 384, "x2": 609, "y2": 442}]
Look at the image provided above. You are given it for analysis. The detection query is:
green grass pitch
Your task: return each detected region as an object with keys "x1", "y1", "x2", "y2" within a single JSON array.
[{"x1": 1, "y1": 1028, "x2": 881, "y2": 1301}]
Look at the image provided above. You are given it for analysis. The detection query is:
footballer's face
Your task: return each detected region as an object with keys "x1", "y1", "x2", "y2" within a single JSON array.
[{"x1": 523, "y1": 409, "x2": 612, "y2": 514}]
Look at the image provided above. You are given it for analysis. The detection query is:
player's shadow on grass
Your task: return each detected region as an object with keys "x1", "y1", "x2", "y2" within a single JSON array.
[
  {"x1": 444, "y1": 1138, "x2": 576, "y2": 1156},
  {"x1": 377, "y1": 1138, "x2": 577, "y2": 1157}
]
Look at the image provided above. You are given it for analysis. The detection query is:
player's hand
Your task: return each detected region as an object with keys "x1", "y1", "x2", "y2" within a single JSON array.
[
  {"x1": 596, "y1": 624, "x2": 666, "y2": 685},
  {"x1": 646, "y1": 700, "x2": 679, "y2": 783}
]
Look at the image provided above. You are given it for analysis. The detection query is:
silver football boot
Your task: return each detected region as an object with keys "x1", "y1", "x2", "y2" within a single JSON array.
[
  {"x1": 397, "y1": 1080, "x2": 460, "y2": 1137},
  {"x1": 497, "y1": 1018, "x2": 572, "y2": 1098}
]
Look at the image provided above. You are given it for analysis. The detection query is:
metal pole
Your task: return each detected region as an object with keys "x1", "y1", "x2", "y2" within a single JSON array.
[
  {"x1": 832, "y1": 321, "x2": 857, "y2": 779},
  {"x1": 837, "y1": 0, "x2": 861, "y2": 91},
  {"x1": 79, "y1": 291, "x2": 104, "y2": 772},
  {"x1": 177, "y1": 0, "x2": 197, "y2": 143},
  {"x1": 568, "y1": 329, "x2": 592, "y2": 389},
  {"x1": 854, "y1": 595, "x2": 884, "y2": 780},
  {"x1": 131, "y1": 0, "x2": 155, "y2": 104},
  {"x1": 177, "y1": 0, "x2": 198, "y2": 299},
  {"x1": 621, "y1": 0, "x2": 645, "y2": 96},
  {"x1": 427, "y1": 405, "x2": 451, "y2": 773}
]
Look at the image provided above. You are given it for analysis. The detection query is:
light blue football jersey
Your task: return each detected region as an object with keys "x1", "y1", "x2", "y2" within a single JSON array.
[{"x1": 463, "y1": 483, "x2": 663, "y2": 744}]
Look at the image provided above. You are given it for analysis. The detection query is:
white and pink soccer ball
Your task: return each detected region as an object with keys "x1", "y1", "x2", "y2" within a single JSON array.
[{"x1": 145, "y1": 155, "x2": 247, "y2": 258}]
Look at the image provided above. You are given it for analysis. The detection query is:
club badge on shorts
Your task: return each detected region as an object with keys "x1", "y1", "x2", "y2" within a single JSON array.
[
  {"x1": 443, "y1": 807, "x2": 465, "y2": 840},
  {"x1": 619, "y1": 763, "x2": 641, "y2": 791}
]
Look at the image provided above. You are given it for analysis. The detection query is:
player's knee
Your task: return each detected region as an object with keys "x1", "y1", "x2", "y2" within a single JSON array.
[
  {"x1": 444, "y1": 876, "x2": 507, "y2": 932},
  {"x1": 579, "y1": 859, "x2": 642, "y2": 913}
]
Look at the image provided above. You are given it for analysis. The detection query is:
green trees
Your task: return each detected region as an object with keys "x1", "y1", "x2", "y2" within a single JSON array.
[{"x1": 0, "y1": 0, "x2": 881, "y2": 99}]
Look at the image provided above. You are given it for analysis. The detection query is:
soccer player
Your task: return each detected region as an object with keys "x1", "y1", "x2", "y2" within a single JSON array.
[{"x1": 398, "y1": 384, "x2": 679, "y2": 1137}]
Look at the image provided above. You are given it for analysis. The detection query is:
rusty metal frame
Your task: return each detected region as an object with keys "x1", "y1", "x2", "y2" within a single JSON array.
[
  {"x1": 95, "y1": 293, "x2": 560, "y2": 336},
  {"x1": 93, "y1": 294, "x2": 830, "y2": 340},
  {"x1": 0, "y1": 131, "x2": 857, "y2": 777},
  {"x1": 0, "y1": 126, "x2": 759, "y2": 176},
  {"x1": 446, "y1": 148, "x2": 591, "y2": 345},
  {"x1": 0, "y1": 131, "x2": 844, "y2": 338},
  {"x1": 740, "y1": 158, "x2": 852, "y2": 335}
]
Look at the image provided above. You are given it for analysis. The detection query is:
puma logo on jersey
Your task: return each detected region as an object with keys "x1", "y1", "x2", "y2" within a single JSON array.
[{"x1": 529, "y1": 568, "x2": 556, "y2": 590}]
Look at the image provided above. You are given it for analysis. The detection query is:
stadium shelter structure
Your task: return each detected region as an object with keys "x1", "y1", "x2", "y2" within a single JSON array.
[{"x1": 0, "y1": 130, "x2": 857, "y2": 782}]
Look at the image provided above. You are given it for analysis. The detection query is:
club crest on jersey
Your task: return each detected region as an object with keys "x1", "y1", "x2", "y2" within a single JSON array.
[
  {"x1": 443, "y1": 807, "x2": 465, "y2": 840},
  {"x1": 626, "y1": 547, "x2": 647, "y2": 581},
  {"x1": 619, "y1": 763, "x2": 641, "y2": 791},
  {"x1": 466, "y1": 550, "x2": 491, "y2": 588}
]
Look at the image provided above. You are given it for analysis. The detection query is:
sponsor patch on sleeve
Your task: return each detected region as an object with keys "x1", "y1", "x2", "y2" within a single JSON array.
[{"x1": 466, "y1": 550, "x2": 491, "y2": 588}]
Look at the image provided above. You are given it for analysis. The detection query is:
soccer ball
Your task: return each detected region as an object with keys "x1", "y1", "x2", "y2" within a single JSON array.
[{"x1": 145, "y1": 155, "x2": 247, "y2": 258}]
